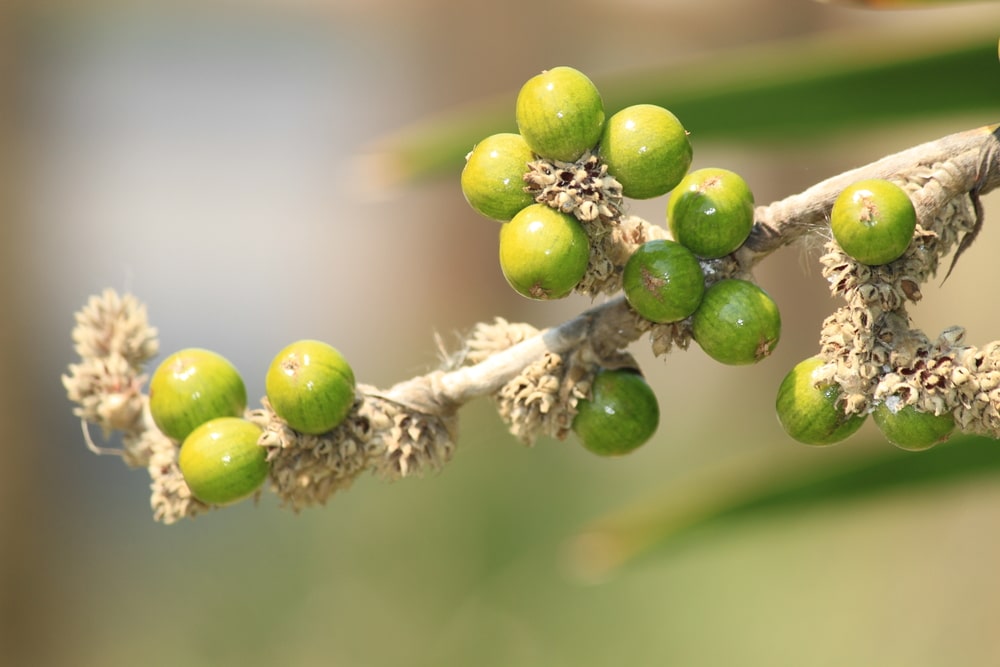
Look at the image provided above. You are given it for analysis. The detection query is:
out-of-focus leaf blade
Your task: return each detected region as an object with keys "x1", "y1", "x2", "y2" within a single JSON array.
[
  {"x1": 363, "y1": 29, "x2": 1000, "y2": 188},
  {"x1": 565, "y1": 435, "x2": 1000, "y2": 582}
]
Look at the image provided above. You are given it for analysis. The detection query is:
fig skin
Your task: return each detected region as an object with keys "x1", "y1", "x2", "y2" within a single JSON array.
[
  {"x1": 691, "y1": 279, "x2": 781, "y2": 366},
  {"x1": 149, "y1": 348, "x2": 247, "y2": 442},
  {"x1": 667, "y1": 168, "x2": 755, "y2": 260},
  {"x1": 461, "y1": 132, "x2": 536, "y2": 222},
  {"x1": 572, "y1": 369, "x2": 660, "y2": 457},
  {"x1": 830, "y1": 179, "x2": 916, "y2": 266},
  {"x1": 266, "y1": 340, "x2": 356, "y2": 435},
  {"x1": 515, "y1": 66, "x2": 605, "y2": 163},
  {"x1": 598, "y1": 104, "x2": 692, "y2": 200},
  {"x1": 775, "y1": 357, "x2": 867, "y2": 446},
  {"x1": 623, "y1": 239, "x2": 705, "y2": 324},
  {"x1": 179, "y1": 417, "x2": 268, "y2": 506},
  {"x1": 872, "y1": 401, "x2": 955, "y2": 452},
  {"x1": 498, "y1": 204, "x2": 590, "y2": 300}
]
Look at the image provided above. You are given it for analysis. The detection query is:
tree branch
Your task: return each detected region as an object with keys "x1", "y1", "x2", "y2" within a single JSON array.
[
  {"x1": 63, "y1": 123, "x2": 1000, "y2": 521},
  {"x1": 739, "y1": 123, "x2": 1000, "y2": 263},
  {"x1": 384, "y1": 123, "x2": 1000, "y2": 412}
]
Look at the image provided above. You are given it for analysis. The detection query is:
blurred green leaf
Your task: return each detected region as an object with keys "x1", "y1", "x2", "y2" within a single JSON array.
[
  {"x1": 363, "y1": 29, "x2": 1000, "y2": 188},
  {"x1": 566, "y1": 434, "x2": 1000, "y2": 581}
]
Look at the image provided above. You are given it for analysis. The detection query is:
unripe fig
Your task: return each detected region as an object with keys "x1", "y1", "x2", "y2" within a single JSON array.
[
  {"x1": 667, "y1": 167, "x2": 755, "y2": 259},
  {"x1": 872, "y1": 400, "x2": 955, "y2": 451},
  {"x1": 266, "y1": 339, "x2": 356, "y2": 435},
  {"x1": 515, "y1": 66, "x2": 605, "y2": 162},
  {"x1": 598, "y1": 104, "x2": 692, "y2": 199},
  {"x1": 149, "y1": 348, "x2": 247, "y2": 442},
  {"x1": 775, "y1": 356, "x2": 866, "y2": 446},
  {"x1": 179, "y1": 417, "x2": 268, "y2": 505},
  {"x1": 691, "y1": 279, "x2": 780, "y2": 365},
  {"x1": 461, "y1": 132, "x2": 536, "y2": 221},
  {"x1": 830, "y1": 179, "x2": 916, "y2": 266},
  {"x1": 572, "y1": 368, "x2": 659, "y2": 456},
  {"x1": 498, "y1": 203, "x2": 590, "y2": 300},
  {"x1": 622, "y1": 239, "x2": 705, "y2": 323}
]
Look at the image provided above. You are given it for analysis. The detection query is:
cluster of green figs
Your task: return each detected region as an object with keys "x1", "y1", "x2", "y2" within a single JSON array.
[
  {"x1": 461, "y1": 66, "x2": 779, "y2": 457},
  {"x1": 461, "y1": 66, "x2": 779, "y2": 368},
  {"x1": 146, "y1": 67, "x2": 946, "y2": 501},
  {"x1": 148, "y1": 341, "x2": 355, "y2": 505},
  {"x1": 462, "y1": 66, "x2": 952, "y2": 456},
  {"x1": 778, "y1": 179, "x2": 956, "y2": 452}
]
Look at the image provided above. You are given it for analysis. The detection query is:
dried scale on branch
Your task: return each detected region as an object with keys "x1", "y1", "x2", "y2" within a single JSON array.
[{"x1": 63, "y1": 63, "x2": 1000, "y2": 523}]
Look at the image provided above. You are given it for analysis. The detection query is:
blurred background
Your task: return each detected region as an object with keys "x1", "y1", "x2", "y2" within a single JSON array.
[{"x1": 3, "y1": 1, "x2": 1000, "y2": 664}]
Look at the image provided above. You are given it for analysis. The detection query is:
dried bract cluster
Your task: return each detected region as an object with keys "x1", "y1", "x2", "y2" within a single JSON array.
[
  {"x1": 250, "y1": 397, "x2": 371, "y2": 511},
  {"x1": 62, "y1": 289, "x2": 159, "y2": 466},
  {"x1": 249, "y1": 391, "x2": 455, "y2": 512},
  {"x1": 524, "y1": 153, "x2": 632, "y2": 295},
  {"x1": 495, "y1": 351, "x2": 592, "y2": 445},
  {"x1": 146, "y1": 428, "x2": 210, "y2": 524},
  {"x1": 453, "y1": 318, "x2": 594, "y2": 445},
  {"x1": 817, "y1": 163, "x2": 1000, "y2": 435},
  {"x1": 454, "y1": 318, "x2": 540, "y2": 367}
]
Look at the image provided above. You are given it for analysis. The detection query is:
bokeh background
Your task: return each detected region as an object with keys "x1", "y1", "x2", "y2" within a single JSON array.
[{"x1": 3, "y1": 1, "x2": 1000, "y2": 665}]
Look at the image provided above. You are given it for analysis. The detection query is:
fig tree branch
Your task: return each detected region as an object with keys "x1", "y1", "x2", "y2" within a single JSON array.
[{"x1": 385, "y1": 123, "x2": 1000, "y2": 413}]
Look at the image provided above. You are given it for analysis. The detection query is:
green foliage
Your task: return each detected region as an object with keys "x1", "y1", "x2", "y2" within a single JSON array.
[{"x1": 573, "y1": 434, "x2": 1000, "y2": 578}]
